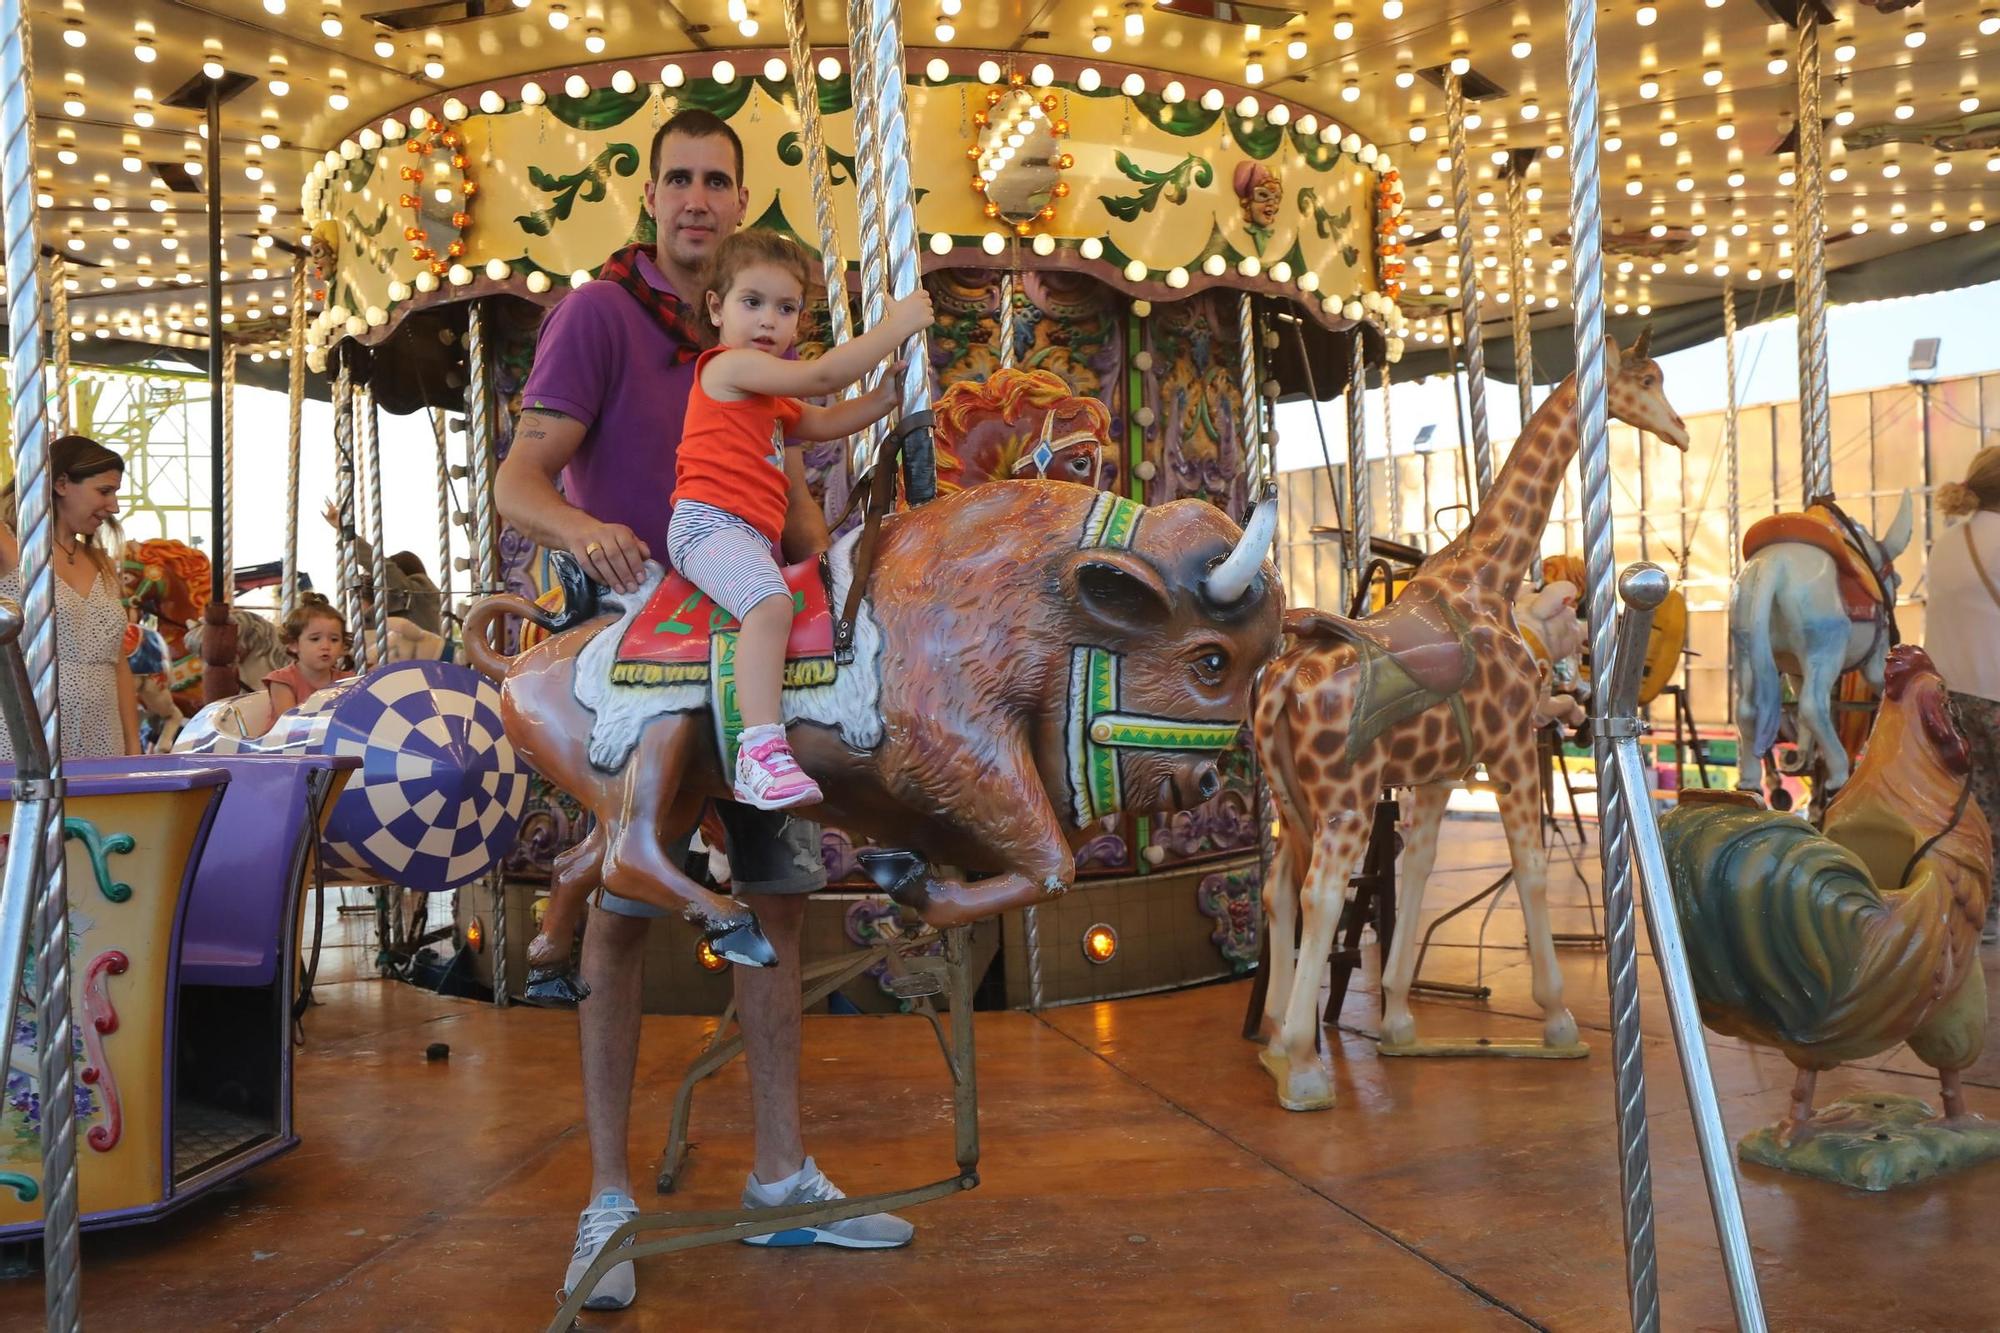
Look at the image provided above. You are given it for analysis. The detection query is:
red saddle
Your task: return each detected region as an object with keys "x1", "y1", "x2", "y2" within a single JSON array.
[
  {"x1": 612, "y1": 558, "x2": 836, "y2": 687},
  {"x1": 1741, "y1": 507, "x2": 1886, "y2": 625}
]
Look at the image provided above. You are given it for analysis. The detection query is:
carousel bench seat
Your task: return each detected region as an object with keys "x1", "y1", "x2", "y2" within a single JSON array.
[{"x1": 171, "y1": 753, "x2": 356, "y2": 987}]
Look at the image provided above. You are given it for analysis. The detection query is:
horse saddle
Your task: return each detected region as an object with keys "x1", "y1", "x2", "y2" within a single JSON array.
[
  {"x1": 1286, "y1": 594, "x2": 1478, "y2": 762},
  {"x1": 611, "y1": 556, "x2": 838, "y2": 689},
  {"x1": 1741, "y1": 506, "x2": 1886, "y2": 625}
]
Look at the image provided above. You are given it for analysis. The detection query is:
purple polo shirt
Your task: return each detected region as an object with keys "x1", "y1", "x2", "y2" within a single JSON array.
[{"x1": 519, "y1": 251, "x2": 693, "y2": 557}]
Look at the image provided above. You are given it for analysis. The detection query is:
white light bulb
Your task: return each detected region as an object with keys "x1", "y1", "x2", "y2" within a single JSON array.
[
  {"x1": 1123, "y1": 259, "x2": 1146, "y2": 281},
  {"x1": 1395, "y1": 68, "x2": 1414, "y2": 89},
  {"x1": 565, "y1": 74, "x2": 589, "y2": 97},
  {"x1": 1124, "y1": 7, "x2": 1144, "y2": 38},
  {"x1": 1449, "y1": 55, "x2": 1469, "y2": 76},
  {"x1": 1287, "y1": 37, "x2": 1307, "y2": 60},
  {"x1": 1080, "y1": 237, "x2": 1104, "y2": 260},
  {"x1": 661, "y1": 64, "x2": 684, "y2": 88},
  {"x1": 925, "y1": 57, "x2": 948, "y2": 81},
  {"x1": 978, "y1": 60, "x2": 1001, "y2": 84},
  {"x1": 1122, "y1": 72, "x2": 1145, "y2": 97},
  {"x1": 928, "y1": 232, "x2": 952, "y2": 255},
  {"x1": 984, "y1": 232, "x2": 1007, "y2": 256},
  {"x1": 1511, "y1": 37, "x2": 1530, "y2": 59},
  {"x1": 1078, "y1": 67, "x2": 1102, "y2": 92},
  {"x1": 136, "y1": 40, "x2": 156, "y2": 63},
  {"x1": 1904, "y1": 26, "x2": 1925, "y2": 48},
  {"x1": 819, "y1": 56, "x2": 841, "y2": 79},
  {"x1": 522, "y1": 81, "x2": 546, "y2": 105},
  {"x1": 764, "y1": 58, "x2": 787, "y2": 82},
  {"x1": 375, "y1": 36, "x2": 395, "y2": 58},
  {"x1": 321, "y1": 15, "x2": 342, "y2": 36},
  {"x1": 1333, "y1": 16, "x2": 1355, "y2": 40},
  {"x1": 584, "y1": 28, "x2": 606, "y2": 53}
]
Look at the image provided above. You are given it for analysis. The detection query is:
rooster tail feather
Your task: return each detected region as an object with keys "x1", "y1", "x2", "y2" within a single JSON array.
[{"x1": 1660, "y1": 804, "x2": 1889, "y2": 1044}]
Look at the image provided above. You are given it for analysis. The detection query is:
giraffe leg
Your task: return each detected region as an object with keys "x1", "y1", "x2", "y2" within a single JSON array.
[
  {"x1": 1378, "y1": 783, "x2": 1450, "y2": 1048},
  {"x1": 1261, "y1": 807, "x2": 1370, "y2": 1111},
  {"x1": 1492, "y1": 750, "x2": 1579, "y2": 1049},
  {"x1": 1258, "y1": 821, "x2": 1302, "y2": 1040}
]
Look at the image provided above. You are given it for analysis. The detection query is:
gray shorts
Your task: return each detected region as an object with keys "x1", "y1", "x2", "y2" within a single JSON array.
[{"x1": 594, "y1": 803, "x2": 827, "y2": 916}]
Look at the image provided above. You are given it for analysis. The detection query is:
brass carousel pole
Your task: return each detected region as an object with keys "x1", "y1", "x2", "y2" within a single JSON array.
[
  {"x1": 201, "y1": 77, "x2": 239, "y2": 705},
  {"x1": 430, "y1": 407, "x2": 454, "y2": 633},
  {"x1": 462, "y1": 300, "x2": 507, "y2": 1006},
  {"x1": 361, "y1": 383, "x2": 391, "y2": 668},
  {"x1": 0, "y1": 0, "x2": 81, "y2": 1314},
  {"x1": 332, "y1": 352, "x2": 363, "y2": 646},
  {"x1": 1722, "y1": 278, "x2": 1741, "y2": 718},
  {"x1": 1444, "y1": 70, "x2": 1492, "y2": 497},
  {"x1": 1379, "y1": 361, "x2": 1399, "y2": 546},
  {"x1": 1506, "y1": 160, "x2": 1535, "y2": 428}
]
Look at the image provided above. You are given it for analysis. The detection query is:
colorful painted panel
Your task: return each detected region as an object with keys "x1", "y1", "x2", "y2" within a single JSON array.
[
  {"x1": 0, "y1": 787, "x2": 222, "y2": 1226},
  {"x1": 302, "y1": 61, "x2": 1387, "y2": 360}
]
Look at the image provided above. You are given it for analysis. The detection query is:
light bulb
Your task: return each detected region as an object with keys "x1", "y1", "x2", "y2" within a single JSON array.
[
  {"x1": 1245, "y1": 56, "x2": 1264, "y2": 86},
  {"x1": 1395, "y1": 67, "x2": 1414, "y2": 88},
  {"x1": 1702, "y1": 65, "x2": 1721, "y2": 87},
  {"x1": 1449, "y1": 55, "x2": 1469, "y2": 76},
  {"x1": 1382, "y1": 1, "x2": 1402, "y2": 17},
  {"x1": 1636, "y1": 4, "x2": 1656, "y2": 25},
  {"x1": 320, "y1": 13, "x2": 342, "y2": 36},
  {"x1": 374, "y1": 36, "x2": 395, "y2": 58},
  {"x1": 935, "y1": 20, "x2": 954, "y2": 40},
  {"x1": 269, "y1": 76, "x2": 289, "y2": 96},
  {"x1": 424, "y1": 57, "x2": 446, "y2": 79},
  {"x1": 584, "y1": 27, "x2": 605, "y2": 52},
  {"x1": 203, "y1": 57, "x2": 225, "y2": 79},
  {"x1": 1287, "y1": 36, "x2": 1307, "y2": 59},
  {"x1": 1766, "y1": 54, "x2": 1787, "y2": 75},
  {"x1": 547, "y1": 4, "x2": 569, "y2": 29},
  {"x1": 1904, "y1": 25, "x2": 1924, "y2": 48},
  {"x1": 135, "y1": 39, "x2": 156, "y2": 63},
  {"x1": 1638, "y1": 77, "x2": 1659, "y2": 99},
  {"x1": 1511, "y1": 36, "x2": 1531, "y2": 58},
  {"x1": 1124, "y1": 5, "x2": 1143, "y2": 39},
  {"x1": 1090, "y1": 27, "x2": 1111, "y2": 53},
  {"x1": 1332, "y1": 13, "x2": 1354, "y2": 40},
  {"x1": 1833, "y1": 40, "x2": 1857, "y2": 63}
]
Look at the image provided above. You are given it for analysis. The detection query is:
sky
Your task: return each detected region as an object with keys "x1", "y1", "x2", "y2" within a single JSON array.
[
  {"x1": 200, "y1": 276, "x2": 2000, "y2": 606},
  {"x1": 1272, "y1": 278, "x2": 2000, "y2": 472}
]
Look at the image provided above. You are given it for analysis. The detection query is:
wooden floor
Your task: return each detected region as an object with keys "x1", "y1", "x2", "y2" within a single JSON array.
[{"x1": 5, "y1": 816, "x2": 1998, "y2": 1331}]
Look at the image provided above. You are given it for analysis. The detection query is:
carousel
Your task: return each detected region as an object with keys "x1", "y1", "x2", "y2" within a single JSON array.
[{"x1": 0, "y1": 0, "x2": 1997, "y2": 1327}]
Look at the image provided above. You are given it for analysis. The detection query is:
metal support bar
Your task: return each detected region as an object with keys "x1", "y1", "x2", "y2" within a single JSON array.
[
  {"x1": 430, "y1": 407, "x2": 454, "y2": 631},
  {"x1": 361, "y1": 384, "x2": 390, "y2": 669},
  {"x1": 844, "y1": 0, "x2": 889, "y2": 483},
  {"x1": 1444, "y1": 71, "x2": 1492, "y2": 498},
  {"x1": 1606, "y1": 567, "x2": 1767, "y2": 1332},
  {"x1": 566, "y1": 927, "x2": 981, "y2": 1328},
  {"x1": 1507, "y1": 166, "x2": 1534, "y2": 428},
  {"x1": 1237, "y1": 293, "x2": 1267, "y2": 500},
  {"x1": 332, "y1": 352, "x2": 361, "y2": 638},
  {"x1": 282, "y1": 252, "x2": 308, "y2": 620},
  {"x1": 862, "y1": 0, "x2": 934, "y2": 502},
  {"x1": 206, "y1": 80, "x2": 226, "y2": 605},
  {"x1": 222, "y1": 341, "x2": 237, "y2": 606},
  {"x1": 1793, "y1": 8, "x2": 1833, "y2": 504},
  {"x1": 1560, "y1": 0, "x2": 1659, "y2": 1325},
  {"x1": 47, "y1": 252, "x2": 68, "y2": 437},
  {"x1": 1380, "y1": 360, "x2": 1400, "y2": 546},
  {"x1": 1346, "y1": 331, "x2": 1371, "y2": 588}
]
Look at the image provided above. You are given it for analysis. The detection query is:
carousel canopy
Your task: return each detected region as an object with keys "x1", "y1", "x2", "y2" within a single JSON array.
[{"x1": 15, "y1": 0, "x2": 2000, "y2": 381}]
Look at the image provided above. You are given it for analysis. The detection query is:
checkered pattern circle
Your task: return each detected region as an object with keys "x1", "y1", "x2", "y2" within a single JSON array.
[{"x1": 177, "y1": 661, "x2": 526, "y2": 893}]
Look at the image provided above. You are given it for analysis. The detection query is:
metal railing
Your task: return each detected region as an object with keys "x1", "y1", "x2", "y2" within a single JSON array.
[{"x1": 1597, "y1": 565, "x2": 1766, "y2": 1332}]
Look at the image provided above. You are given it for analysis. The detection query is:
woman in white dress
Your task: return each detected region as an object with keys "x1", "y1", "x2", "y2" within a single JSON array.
[{"x1": 0, "y1": 435, "x2": 138, "y2": 759}]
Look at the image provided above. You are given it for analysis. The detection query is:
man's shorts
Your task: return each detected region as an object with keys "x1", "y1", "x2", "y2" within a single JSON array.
[{"x1": 593, "y1": 804, "x2": 827, "y2": 916}]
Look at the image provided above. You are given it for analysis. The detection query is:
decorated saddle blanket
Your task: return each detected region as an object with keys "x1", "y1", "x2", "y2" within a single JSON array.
[
  {"x1": 572, "y1": 529, "x2": 885, "y2": 775},
  {"x1": 1287, "y1": 594, "x2": 1478, "y2": 764},
  {"x1": 1742, "y1": 506, "x2": 1886, "y2": 624},
  {"x1": 610, "y1": 558, "x2": 837, "y2": 689}
]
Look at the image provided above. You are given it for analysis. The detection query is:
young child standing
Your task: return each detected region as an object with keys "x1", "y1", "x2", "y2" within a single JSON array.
[
  {"x1": 671, "y1": 229, "x2": 932, "y2": 806},
  {"x1": 523, "y1": 231, "x2": 931, "y2": 998},
  {"x1": 264, "y1": 592, "x2": 353, "y2": 717}
]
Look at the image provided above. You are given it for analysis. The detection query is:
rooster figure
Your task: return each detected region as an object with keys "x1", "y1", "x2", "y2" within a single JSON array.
[{"x1": 1661, "y1": 645, "x2": 1993, "y2": 1149}]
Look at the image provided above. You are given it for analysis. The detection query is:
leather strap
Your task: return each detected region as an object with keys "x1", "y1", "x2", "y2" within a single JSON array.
[
  {"x1": 1967, "y1": 522, "x2": 2000, "y2": 611},
  {"x1": 834, "y1": 411, "x2": 933, "y2": 661}
]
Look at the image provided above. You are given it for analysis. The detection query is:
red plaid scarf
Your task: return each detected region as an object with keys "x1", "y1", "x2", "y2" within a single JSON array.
[{"x1": 595, "y1": 243, "x2": 709, "y2": 363}]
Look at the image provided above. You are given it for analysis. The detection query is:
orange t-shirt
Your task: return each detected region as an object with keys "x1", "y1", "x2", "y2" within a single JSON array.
[{"x1": 672, "y1": 347, "x2": 806, "y2": 544}]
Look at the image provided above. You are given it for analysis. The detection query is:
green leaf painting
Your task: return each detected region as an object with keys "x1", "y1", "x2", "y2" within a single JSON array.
[
  {"x1": 1099, "y1": 152, "x2": 1213, "y2": 223},
  {"x1": 776, "y1": 131, "x2": 859, "y2": 187},
  {"x1": 1297, "y1": 188, "x2": 1353, "y2": 241},
  {"x1": 671, "y1": 78, "x2": 758, "y2": 123},
  {"x1": 547, "y1": 87, "x2": 649, "y2": 132},
  {"x1": 1229, "y1": 115, "x2": 1283, "y2": 162},
  {"x1": 516, "y1": 143, "x2": 642, "y2": 237}
]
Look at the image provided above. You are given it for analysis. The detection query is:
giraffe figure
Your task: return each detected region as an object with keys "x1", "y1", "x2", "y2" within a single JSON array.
[{"x1": 1252, "y1": 333, "x2": 1690, "y2": 1111}]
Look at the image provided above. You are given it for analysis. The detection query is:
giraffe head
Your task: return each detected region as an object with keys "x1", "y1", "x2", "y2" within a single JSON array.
[{"x1": 1604, "y1": 327, "x2": 1689, "y2": 450}]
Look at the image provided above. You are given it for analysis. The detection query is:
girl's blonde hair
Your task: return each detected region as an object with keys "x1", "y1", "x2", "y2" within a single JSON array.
[
  {"x1": 1937, "y1": 446, "x2": 2000, "y2": 519},
  {"x1": 696, "y1": 229, "x2": 814, "y2": 340},
  {"x1": 282, "y1": 592, "x2": 347, "y2": 649}
]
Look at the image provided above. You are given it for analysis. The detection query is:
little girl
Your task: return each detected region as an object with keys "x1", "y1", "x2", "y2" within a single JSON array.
[
  {"x1": 672, "y1": 229, "x2": 931, "y2": 806},
  {"x1": 264, "y1": 592, "x2": 353, "y2": 717},
  {"x1": 523, "y1": 231, "x2": 930, "y2": 1001}
]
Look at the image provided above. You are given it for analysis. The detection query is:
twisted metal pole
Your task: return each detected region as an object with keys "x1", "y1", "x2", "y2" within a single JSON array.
[
  {"x1": 1562, "y1": 0, "x2": 1658, "y2": 1326},
  {"x1": 863, "y1": 0, "x2": 935, "y2": 502},
  {"x1": 1, "y1": 3, "x2": 82, "y2": 1317},
  {"x1": 362, "y1": 384, "x2": 390, "y2": 668},
  {"x1": 430, "y1": 406, "x2": 454, "y2": 632},
  {"x1": 845, "y1": 0, "x2": 890, "y2": 485},
  {"x1": 1793, "y1": 9, "x2": 1832, "y2": 504},
  {"x1": 462, "y1": 300, "x2": 506, "y2": 1004},
  {"x1": 1608, "y1": 569, "x2": 1767, "y2": 1333},
  {"x1": 332, "y1": 350, "x2": 362, "y2": 639},
  {"x1": 222, "y1": 341, "x2": 237, "y2": 602},
  {"x1": 1237, "y1": 294, "x2": 1266, "y2": 499},
  {"x1": 998, "y1": 268, "x2": 1017, "y2": 371},
  {"x1": 1380, "y1": 360, "x2": 1399, "y2": 545},
  {"x1": 1507, "y1": 167, "x2": 1534, "y2": 429},
  {"x1": 781, "y1": 0, "x2": 861, "y2": 518},
  {"x1": 1445, "y1": 71, "x2": 1492, "y2": 497},
  {"x1": 1722, "y1": 279, "x2": 1742, "y2": 722},
  {"x1": 48, "y1": 252, "x2": 69, "y2": 437},
  {"x1": 282, "y1": 252, "x2": 308, "y2": 619},
  {"x1": 1346, "y1": 331, "x2": 1370, "y2": 589}
]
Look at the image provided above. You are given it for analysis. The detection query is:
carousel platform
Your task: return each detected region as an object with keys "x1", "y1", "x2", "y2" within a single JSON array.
[{"x1": 3, "y1": 817, "x2": 1996, "y2": 1330}]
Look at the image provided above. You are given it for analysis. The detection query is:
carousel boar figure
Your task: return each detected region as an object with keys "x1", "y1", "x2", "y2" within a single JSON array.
[
  {"x1": 1731, "y1": 491, "x2": 1913, "y2": 804},
  {"x1": 1253, "y1": 332, "x2": 1689, "y2": 1111},
  {"x1": 462, "y1": 481, "x2": 1281, "y2": 982},
  {"x1": 1661, "y1": 646, "x2": 1997, "y2": 1189}
]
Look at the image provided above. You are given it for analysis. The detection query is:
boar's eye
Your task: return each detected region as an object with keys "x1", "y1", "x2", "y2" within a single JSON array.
[{"x1": 1192, "y1": 647, "x2": 1229, "y2": 683}]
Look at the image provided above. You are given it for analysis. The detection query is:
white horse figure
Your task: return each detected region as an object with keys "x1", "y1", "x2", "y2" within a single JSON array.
[{"x1": 1730, "y1": 491, "x2": 1913, "y2": 798}]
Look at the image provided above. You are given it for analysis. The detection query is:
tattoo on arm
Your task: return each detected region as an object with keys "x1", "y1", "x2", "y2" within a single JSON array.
[{"x1": 516, "y1": 408, "x2": 574, "y2": 443}]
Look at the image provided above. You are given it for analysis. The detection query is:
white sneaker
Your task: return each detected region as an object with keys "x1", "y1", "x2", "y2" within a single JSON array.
[
  {"x1": 741, "y1": 1157, "x2": 914, "y2": 1249},
  {"x1": 563, "y1": 1191, "x2": 640, "y2": 1310}
]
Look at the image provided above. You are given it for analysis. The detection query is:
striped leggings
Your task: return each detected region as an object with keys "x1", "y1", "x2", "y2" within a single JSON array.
[{"x1": 666, "y1": 499, "x2": 789, "y2": 619}]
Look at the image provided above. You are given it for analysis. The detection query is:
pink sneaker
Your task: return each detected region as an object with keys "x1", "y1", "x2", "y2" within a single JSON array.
[{"x1": 735, "y1": 732, "x2": 823, "y2": 810}]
